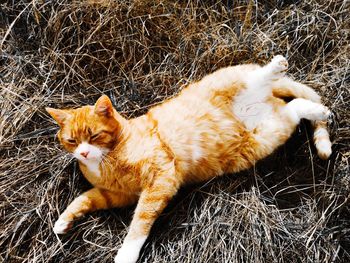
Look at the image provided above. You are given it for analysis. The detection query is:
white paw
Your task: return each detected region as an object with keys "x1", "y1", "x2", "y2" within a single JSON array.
[
  {"x1": 114, "y1": 249, "x2": 139, "y2": 263},
  {"x1": 316, "y1": 140, "x2": 332, "y2": 160},
  {"x1": 268, "y1": 55, "x2": 288, "y2": 78},
  {"x1": 289, "y1": 99, "x2": 331, "y2": 121},
  {"x1": 53, "y1": 218, "x2": 73, "y2": 234},
  {"x1": 306, "y1": 104, "x2": 331, "y2": 121},
  {"x1": 114, "y1": 236, "x2": 147, "y2": 263}
]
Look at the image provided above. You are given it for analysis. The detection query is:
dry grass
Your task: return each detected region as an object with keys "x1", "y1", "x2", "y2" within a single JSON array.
[{"x1": 1, "y1": 0, "x2": 349, "y2": 262}]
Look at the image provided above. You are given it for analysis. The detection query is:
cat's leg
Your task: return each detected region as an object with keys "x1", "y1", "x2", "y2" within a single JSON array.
[
  {"x1": 272, "y1": 77, "x2": 321, "y2": 102},
  {"x1": 286, "y1": 98, "x2": 331, "y2": 122},
  {"x1": 286, "y1": 99, "x2": 332, "y2": 157},
  {"x1": 239, "y1": 55, "x2": 288, "y2": 107},
  {"x1": 254, "y1": 98, "x2": 330, "y2": 159},
  {"x1": 262, "y1": 55, "x2": 289, "y2": 80},
  {"x1": 249, "y1": 55, "x2": 288, "y2": 85},
  {"x1": 53, "y1": 188, "x2": 137, "y2": 234},
  {"x1": 272, "y1": 77, "x2": 332, "y2": 159},
  {"x1": 114, "y1": 175, "x2": 180, "y2": 263},
  {"x1": 232, "y1": 55, "x2": 289, "y2": 130},
  {"x1": 312, "y1": 120, "x2": 332, "y2": 160}
]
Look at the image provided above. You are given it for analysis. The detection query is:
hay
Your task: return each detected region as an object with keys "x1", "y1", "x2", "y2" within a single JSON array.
[{"x1": 1, "y1": 0, "x2": 349, "y2": 262}]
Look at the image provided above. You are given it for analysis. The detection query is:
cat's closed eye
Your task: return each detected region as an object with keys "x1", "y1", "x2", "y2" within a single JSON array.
[
  {"x1": 67, "y1": 138, "x2": 77, "y2": 144},
  {"x1": 90, "y1": 133, "x2": 100, "y2": 140}
]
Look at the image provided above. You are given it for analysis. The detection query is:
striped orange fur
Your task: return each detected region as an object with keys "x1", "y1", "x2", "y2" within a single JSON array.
[{"x1": 46, "y1": 55, "x2": 331, "y2": 263}]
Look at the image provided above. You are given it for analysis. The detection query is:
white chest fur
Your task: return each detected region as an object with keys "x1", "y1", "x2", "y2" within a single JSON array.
[{"x1": 81, "y1": 159, "x2": 101, "y2": 177}]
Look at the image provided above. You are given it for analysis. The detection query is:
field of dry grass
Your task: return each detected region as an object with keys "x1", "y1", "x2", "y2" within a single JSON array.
[{"x1": 1, "y1": 0, "x2": 349, "y2": 262}]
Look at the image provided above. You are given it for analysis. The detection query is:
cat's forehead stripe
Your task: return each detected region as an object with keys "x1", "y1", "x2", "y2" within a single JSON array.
[
  {"x1": 71, "y1": 108, "x2": 91, "y2": 136},
  {"x1": 66, "y1": 107, "x2": 108, "y2": 141}
]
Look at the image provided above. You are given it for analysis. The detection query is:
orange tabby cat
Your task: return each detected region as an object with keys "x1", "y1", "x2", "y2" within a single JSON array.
[{"x1": 46, "y1": 55, "x2": 331, "y2": 263}]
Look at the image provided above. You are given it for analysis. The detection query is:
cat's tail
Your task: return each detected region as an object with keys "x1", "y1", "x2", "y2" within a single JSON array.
[{"x1": 272, "y1": 77, "x2": 332, "y2": 160}]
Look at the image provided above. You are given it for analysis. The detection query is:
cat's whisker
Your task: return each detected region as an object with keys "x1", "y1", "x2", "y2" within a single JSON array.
[
  {"x1": 100, "y1": 154, "x2": 116, "y2": 171},
  {"x1": 101, "y1": 159, "x2": 112, "y2": 171}
]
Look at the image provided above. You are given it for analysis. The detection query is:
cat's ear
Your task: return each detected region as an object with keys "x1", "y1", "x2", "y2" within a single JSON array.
[
  {"x1": 46, "y1": 107, "x2": 69, "y2": 126},
  {"x1": 95, "y1": 95, "x2": 114, "y2": 117}
]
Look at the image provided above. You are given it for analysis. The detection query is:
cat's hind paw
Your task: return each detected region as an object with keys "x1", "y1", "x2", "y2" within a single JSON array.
[
  {"x1": 267, "y1": 55, "x2": 288, "y2": 79},
  {"x1": 53, "y1": 218, "x2": 73, "y2": 234},
  {"x1": 287, "y1": 99, "x2": 331, "y2": 122},
  {"x1": 305, "y1": 104, "x2": 331, "y2": 121},
  {"x1": 313, "y1": 125, "x2": 332, "y2": 160},
  {"x1": 316, "y1": 140, "x2": 332, "y2": 160}
]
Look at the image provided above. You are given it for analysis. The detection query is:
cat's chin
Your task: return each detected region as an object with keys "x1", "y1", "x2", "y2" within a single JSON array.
[
  {"x1": 77, "y1": 156, "x2": 103, "y2": 177},
  {"x1": 77, "y1": 156, "x2": 102, "y2": 164}
]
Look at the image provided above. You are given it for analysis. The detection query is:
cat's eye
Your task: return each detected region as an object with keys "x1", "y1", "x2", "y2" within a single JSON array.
[
  {"x1": 67, "y1": 138, "x2": 76, "y2": 144},
  {"x1": 90, "y1": 133, "x2": 100, "y2": 140}
]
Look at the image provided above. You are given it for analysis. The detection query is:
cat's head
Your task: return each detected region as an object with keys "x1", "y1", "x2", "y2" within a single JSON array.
[{"x1": 46, "y1": 95, "x2": 121, "y2": 162}]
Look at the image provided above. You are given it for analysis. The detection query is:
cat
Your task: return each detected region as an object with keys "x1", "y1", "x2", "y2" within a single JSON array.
[{"x1": 46, "y1": 55, "x2": 332, "y2": 263}]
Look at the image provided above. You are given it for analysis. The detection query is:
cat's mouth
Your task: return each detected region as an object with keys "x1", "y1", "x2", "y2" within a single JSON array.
[{"x1": 77, "y1": 155, "x2": 101, "y2": 162}]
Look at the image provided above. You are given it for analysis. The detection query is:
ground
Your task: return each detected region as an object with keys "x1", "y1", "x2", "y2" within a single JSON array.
[{"x1": 0, "y1": 1, "x2": 349, "y2": 262}]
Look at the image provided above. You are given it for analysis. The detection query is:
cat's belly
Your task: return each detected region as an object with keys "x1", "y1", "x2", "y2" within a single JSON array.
[
  {"x1": 233, "y1": 101, "x2": 273, "y2": 130},
  {"x1": 232, "y1": 85, "x2": 275, "y2": 131},
  {"x1": 163, "y1": 115, "x2": 260, "y2": 183},
  {"x1": 151, "y1": 93, "x2": 262, "y2": 182}
]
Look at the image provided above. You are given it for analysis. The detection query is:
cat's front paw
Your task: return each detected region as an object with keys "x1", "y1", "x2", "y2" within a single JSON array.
[
  {"x1": 114, "y1": 250, "x2": 139, "y2": 263},
  {"x1": 114, "y1": 237, "x2": 146, "y2": 263},
  {"x1": 53, "y1": 218, "x2": 73, "y2": 234}
]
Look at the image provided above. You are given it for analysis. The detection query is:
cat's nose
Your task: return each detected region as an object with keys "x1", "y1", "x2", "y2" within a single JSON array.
[{"x1": 80, "y1": 151, "x2": 89, "y2": 158}]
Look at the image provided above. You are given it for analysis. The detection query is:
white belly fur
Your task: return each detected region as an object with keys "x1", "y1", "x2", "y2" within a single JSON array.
[{"x1": 232, "y1": 88, "x2": 273, "y2": 130}]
